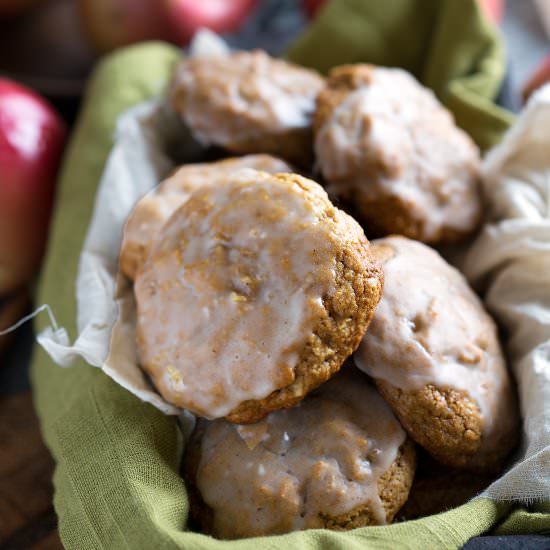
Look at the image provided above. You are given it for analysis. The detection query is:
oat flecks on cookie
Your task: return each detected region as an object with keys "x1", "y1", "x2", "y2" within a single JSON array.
[
  {"x1": 170, "y1": 50, "x2": 325, "y2": 165},
  {"x1": 134, "y1": 169, "x2": 382, "y2": 422},
  {"x1": 119, "y1": 155, "x2": 292, "y2": 281},
  {"x1": 314, "y1": 64, "x2": 482, "y2": 244},
  {"x1": 184, "y1": 368, "x2": 416, "y2": 539},
  {"x1": 355, "y1": 236, "x2": 519, "y2": 472}
]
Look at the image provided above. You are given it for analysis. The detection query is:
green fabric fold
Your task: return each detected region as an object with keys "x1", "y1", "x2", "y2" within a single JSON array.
[
  {"x1": 287, "y1": 0, "x2": 514, "y2": 150},
  {"x1": 31, "y1": 2, "x2": 544, "y2": 548}
]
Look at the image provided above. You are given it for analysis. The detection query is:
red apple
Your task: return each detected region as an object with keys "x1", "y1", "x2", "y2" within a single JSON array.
[
  {"x1": 77, "y1": 0, "x2": 171, "y2": 53},
  {"x1": 302, "y1": 0, "x2": 327, "y2": 19},
  {"x1": 0, "y1": 79, "x2": 66, "y2": 295},
  {"x1": 478, "y1": 0, "x2": 504, "y2": 25},
  {"x1": 523, "y1": 53, "x2": 550, "y2": 102},
  {"x1": 163, "y1": 0, "x2": 257, "y2": 45}
]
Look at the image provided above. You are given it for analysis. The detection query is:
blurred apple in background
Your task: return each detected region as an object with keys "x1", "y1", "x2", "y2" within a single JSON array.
[
  {"x1": 0, "y1": 78, "x2": 66, "y2": 296},
  {"x1": 479, "y1": 0, "x2": 504, "y2": 25},
  {"x1": 302, "y1": 0, "x2": 327, "y2": 19},
  {"x1": 523, "y1": 53, "x2": 550, "y2": 102},
  {"x1": 0, "y1": 0, "x2": 95, "y2": 105},
  {"x1": 77, "y1": 0, "x2": 170, "y2": 53},
  {"x1": 77, "y1": 0, "x2": 257, "y2": 53},
  {"x1": 163, "y1": 0, "x2": 257, "y2": 45}
]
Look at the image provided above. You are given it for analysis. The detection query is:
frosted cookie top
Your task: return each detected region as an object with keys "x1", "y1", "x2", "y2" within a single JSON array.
[
  {"x1": 314, "y1": 65, "x2": 481, "y2": 243},
  {"x1": 355, "y1": 236, "x2": 516, "y2": 458},
  {"x1": 119, "y1": 155, "x2": 291, "y2": 281},
  {"x1": 171, "y1": 50, "x2": 324, "y2": 148},
  {"x1": 134, "y1": 170, "x2": 378, "y2": 418},
  {"x1": 192, "y1": 369, "x2": 409, "y2": 538}
]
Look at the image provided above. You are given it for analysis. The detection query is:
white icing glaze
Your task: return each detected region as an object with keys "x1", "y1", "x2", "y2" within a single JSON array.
[
  {"x1": 120, "y1": 155, "x2": 291, "y2": 280},
  {"x1": 315, "y1": 67, "x2": 480, "y2": 241},
  {"x1": 195, "y1": 368, "x2": 407, "y2": 538},
  {"x1": 354, "y1": 236, "x2": 517, "y2": 459},
  {"x1": 134, "y1": 170, "x2": 339, "y2": 418},
  {"x1": 171, "y1": 50, "x2": 324, "y2": 147},
  {"x1": 119, "y1": 192, "x2": 188, "y2": 281}
]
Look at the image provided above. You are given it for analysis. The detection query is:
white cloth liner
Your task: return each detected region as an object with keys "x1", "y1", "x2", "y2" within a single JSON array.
[
  {"x1": 459, "y1": 86, "x2": 550, "y2": 500},
  {"x1": 39, "y1": 30, "x2": 230, "y2": 416},
  {"x1": 36, "y1": 35, "x2": 550, "y2": 502}
]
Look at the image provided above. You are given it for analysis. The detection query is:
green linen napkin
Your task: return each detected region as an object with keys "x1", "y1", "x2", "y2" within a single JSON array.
[
  {"x1": 287, "y1": 0, "x2": 514, "y2": 150},
  {"x1": 31, "y1": 1, "x2": 547, "y2": 548}
]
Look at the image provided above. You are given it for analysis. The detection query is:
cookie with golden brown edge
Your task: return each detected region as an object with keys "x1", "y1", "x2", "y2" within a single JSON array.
[
  {"x1": 119, "y1": 154, "x2": 291, "y2": 281},
  {"x1": 135, "y1": 170, "x2": 383, "y2": 422},
  {"x1": 170, "y1": 50, "x2": 325, "y2": 165},
  {"x1": 314, "y1": 64, "x2": 482, "y2": 244},
  {"x1": 355, "y1": 236, "x2": 519, "y2": 472},
  {"x1": 183, "y1": 368, "x2": 416, "y2": 539}
]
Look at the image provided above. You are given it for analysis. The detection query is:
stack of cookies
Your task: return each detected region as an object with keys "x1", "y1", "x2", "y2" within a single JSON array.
[{"x1": 118, "y1": 50, "x2": 519, "y2": 539}]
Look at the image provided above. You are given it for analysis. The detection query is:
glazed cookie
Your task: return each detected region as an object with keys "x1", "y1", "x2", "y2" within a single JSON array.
[
  {"x1": 184, "y1": 368, "x2": 416, "y2": 538},
  {"x1": 170, "y1": 50, "x2": 325, "y2": 165},
  {"x1": 314, "y1": 65, "x2": 481, "y2": 244},
  {"x1": 135, "y1": 170, "x2": 383, "y2": 422},
  {"x1": 355, "y1": 236, "x2": 519, "y2": 471},
  {"x1": 119, "y1": 155, "x2": 291, "y2": 281}
]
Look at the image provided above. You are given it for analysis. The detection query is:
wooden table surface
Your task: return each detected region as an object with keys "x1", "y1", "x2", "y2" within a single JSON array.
[{"x1": 0, "y1": 391, "x2": 61, "y2": 549}]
